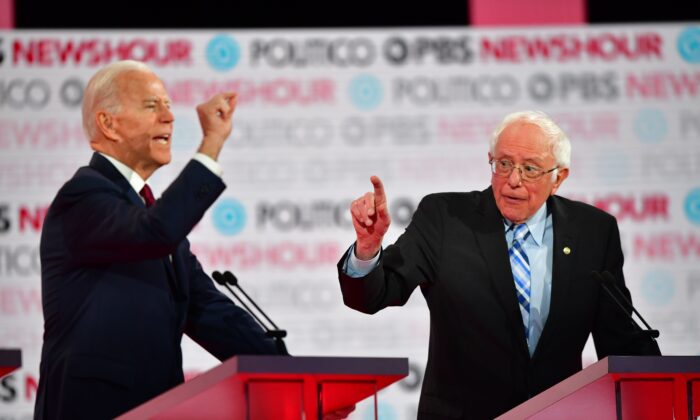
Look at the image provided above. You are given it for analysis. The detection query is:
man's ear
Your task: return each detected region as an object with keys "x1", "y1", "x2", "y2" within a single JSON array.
[
  {"x1": 550, "y1": 167, "x2": 569, "y2": 195},
  {"x1": 96, "y1": 111, "x2": 119, "y2": 141}
]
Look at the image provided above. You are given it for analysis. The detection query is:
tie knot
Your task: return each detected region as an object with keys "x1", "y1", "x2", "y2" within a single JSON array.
[
  {"x1": 139, "y1": 184, "x2": 155, "y2": 208},
  {"x1": 513, "y1": 223, "x2": 529, "y2": 242}
]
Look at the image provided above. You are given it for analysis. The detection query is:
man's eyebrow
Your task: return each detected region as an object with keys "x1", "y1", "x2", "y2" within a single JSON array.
[{"x1": 142, "y1": 97, "x2": 172, "y2": 104}]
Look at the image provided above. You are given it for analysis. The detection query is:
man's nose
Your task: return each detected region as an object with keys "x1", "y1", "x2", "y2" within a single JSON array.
[
  {"x1": 507, "y1": 166, "x2": 523, "y2": 187},
  {"x1": 160, "y1": 106, "x2": 174, "y2": 123}
]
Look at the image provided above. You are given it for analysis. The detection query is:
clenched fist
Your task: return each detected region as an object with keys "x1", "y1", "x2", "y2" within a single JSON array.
[{"x1": 196, "y1": 92, "x2": 237, "y2": 160}]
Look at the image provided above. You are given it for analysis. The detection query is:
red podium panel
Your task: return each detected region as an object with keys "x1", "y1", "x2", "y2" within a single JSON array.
[
  {"x1": 0, "y1": 349, "x2": 21, "y2": 378},
  {"x1": 118, "y1": 355, "x2": 408, "y2": 420},
  {"x1": 497, "y1": 356, "x2": 700, "y2": 420}
]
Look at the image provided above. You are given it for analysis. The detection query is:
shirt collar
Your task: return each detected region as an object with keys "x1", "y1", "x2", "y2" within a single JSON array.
[
  {"x1": 503, "y1": 201, "x2": 548, "y2": 246},
  {"x1": 98, "y1": 152, "x2": 147, "y2": 195}
]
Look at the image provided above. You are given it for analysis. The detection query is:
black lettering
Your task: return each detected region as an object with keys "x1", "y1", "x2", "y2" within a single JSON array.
[
  {"x1": 0, "y1": 375, "x2": 17, "y2": 402},
  {"x1": 59, "y1": 78, "x2": 84, "y2": 108},
  {"x1": 0, "y1": 204, "x2": 10, "y2": 233}
]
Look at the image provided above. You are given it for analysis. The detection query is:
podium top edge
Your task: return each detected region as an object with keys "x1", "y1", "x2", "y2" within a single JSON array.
[
  {"x1": 606, "y1": 355, "x2": 700, "y2": 373},
  {"x1": 230, "y1": 355, "x2": 409, "y2": 376},
  {"x1": 0, "y1": 349, "x2": 22, "y2": 367}
]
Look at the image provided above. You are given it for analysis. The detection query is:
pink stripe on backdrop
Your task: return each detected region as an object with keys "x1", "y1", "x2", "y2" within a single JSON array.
[
  {"x1": 470, "y1": 0, "x2": 586, "y2": 26},
  {"x1": 0, "y1": 0, "x2": 14, "y2": 28}
]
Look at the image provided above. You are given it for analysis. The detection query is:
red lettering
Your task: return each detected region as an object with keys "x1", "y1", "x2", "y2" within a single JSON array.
[
  {"x1": 191, "y1": 242, "x2": 341, "y2": 270},
  {"x1": 11, "y1": 38, "x2": 192, "y2": 66},
  {"x1": 19, "y1": 206, "x2": 48, "y2": 232},
  {"x1": 26, "y1": 374, "x2": 39, "y2": 401},
  {"x1": 633, "y1": 233, "x2": 700, "y2": 260},
  {"x1": 480, "y1": 32, "x2": 662, "y2": 63},
  {"x1": 626, "y1": 72, "x2": 700, "y2": 99},
  {"x1": 0, "y1": 288, "x2": 42, "y2": 315}
]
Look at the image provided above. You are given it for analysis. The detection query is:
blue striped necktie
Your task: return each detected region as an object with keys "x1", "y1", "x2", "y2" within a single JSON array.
[{"x1": 509, "y1": 223, "x2": 531, "y2": 339}]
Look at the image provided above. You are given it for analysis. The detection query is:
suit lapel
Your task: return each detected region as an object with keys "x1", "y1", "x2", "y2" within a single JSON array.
[
  {"x1": 473, "y1": 188, "x2": 530, "y2": 357},
  {"x1": 88, "y1": 153, "x2": 181, "y2": 298},
  {"x1": 89, "y1": 153, "x2": 144, "y2": 208},
  {"x1": 533, "y1": 195, "x2": 577, "y2": 360}
]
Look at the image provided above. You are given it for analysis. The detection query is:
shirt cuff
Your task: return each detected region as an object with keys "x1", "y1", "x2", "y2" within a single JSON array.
[
  {"x1": 343, "y1": 244, "x2": 381, "y2": 278},
  {"x1": 193, "y1": 153, "x2": 223, "y2": 177}
]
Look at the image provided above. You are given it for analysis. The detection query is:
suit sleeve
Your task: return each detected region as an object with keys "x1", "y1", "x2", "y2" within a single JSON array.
[
  {"x1": 591, "y1": 218, "x2": 661, "y2": 357},
  {"x1": 53, "y1": 160, "x2": 224, "y2": 264},
  {"x1": 183, "y1": 249, "x2": 281, "y2": 358},
  {"x1": 338, "y1": 194, "x2": 443, "y2": 314}
]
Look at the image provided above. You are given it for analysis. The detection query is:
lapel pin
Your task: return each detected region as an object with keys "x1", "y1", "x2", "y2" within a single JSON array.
[{"x1": 563, "y1": 247, "x2": 571, "y2": 255}]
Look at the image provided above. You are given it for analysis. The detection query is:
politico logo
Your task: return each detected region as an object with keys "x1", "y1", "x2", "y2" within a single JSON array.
[
  {"x1": 677, "y1": 26, "x2": 700, "y2": 64},
  {"x1": 255, "y1": 197, "x2": 416, "y2": 232},
  {"x1": 641, "y1": 270, "x2": 675, "y2": 306},
  {"x1": 684, "y1": 188, "x2": 700, "y2": 226},
  {"x1": 348, "y1": 75, "x2": 383, "y2": 110},
  {"x1": 212, "y1": 198, "x2": 247, "y2": 236},
  {"x1": 393, "y1": 75, "x2": 519, "y2": 106},
  {"x1": 634, "y1": 108, "x2": 667, "y2": 143},
  {"x1": 362, "y1": 402, "x2": 397, "y2": 420},
  {"x1": 249, "y1": 37, "x2": 377, "y2": 68},
  {"x1": 206, "y1": 34, "x2": 241, "y2": 71}
]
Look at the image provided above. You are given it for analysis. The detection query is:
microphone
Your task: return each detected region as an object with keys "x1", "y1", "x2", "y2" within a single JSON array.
[
  {"x1": 212, "y1": 270, "x2": 288, "y2": 355},
  {"x1": 591, "y1": 271, "x2": 660, "y2": 340}
]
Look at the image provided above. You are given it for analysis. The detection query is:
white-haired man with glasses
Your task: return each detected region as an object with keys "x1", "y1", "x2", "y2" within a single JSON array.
[{"x1": 337, "y1": 110, "x2": 661, "y2": 420}]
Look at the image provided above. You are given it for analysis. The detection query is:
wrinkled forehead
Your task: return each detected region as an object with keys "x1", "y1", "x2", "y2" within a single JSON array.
[
  {"x1": 494, "y1": 121, "x2": 554, "y2": 158},
  {"x1": 116, "y1": 70, "x2": 171, "y2": 102}
]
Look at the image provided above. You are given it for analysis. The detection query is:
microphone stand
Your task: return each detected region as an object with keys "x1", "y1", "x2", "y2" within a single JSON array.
[
  {"x1": 212, "y1": 270, "x2": 288, "y2": 355},
  {"x1": 591, "y1": 270, "x2": 661, "y2": 355}
]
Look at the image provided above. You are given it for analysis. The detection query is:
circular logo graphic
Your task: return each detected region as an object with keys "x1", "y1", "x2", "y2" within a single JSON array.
[
  {"x1": 348, "y1": 75, "x2": 383, "y2": 110},
  {"x1": 363, "y1": 402, "x2": 396, "y2": 420},
  {"x1": 213, "y1": 198, "x2": 246, "y2": 236},
  {"x1": 634, "y1": 109, "x2": 667, "y2": 143},
  {"x1": 677, "y1": 26, "x2": 700, "y2": 64},
  {"x1": 206, "y1": 35, "x2": 241, "y2": 71},
  {"x1": 641, "y1": 270, "x2": 675, "y2": 306},
  {"x1": 684, "y1": 187, "x2": 700, "y2": 226}
]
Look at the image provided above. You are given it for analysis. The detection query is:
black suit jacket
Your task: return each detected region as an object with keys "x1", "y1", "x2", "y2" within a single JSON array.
[
  {"x1": 35, "y1": 153, "x2": 279, "y2": 419},
  {"x1": 338, "y1": 188, "x2": 660, "y2": 420}
]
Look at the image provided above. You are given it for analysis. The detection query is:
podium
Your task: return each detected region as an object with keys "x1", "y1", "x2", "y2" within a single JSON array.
[
  {"x1": 497, "y1": 356, "x2": 700, "y2": 420},
  {"x1": 118, "y1": 355, "x2": 408, "y2": 420},
  {"x1": 0, "y1": 349, "x2": 21, "y2": 378}
]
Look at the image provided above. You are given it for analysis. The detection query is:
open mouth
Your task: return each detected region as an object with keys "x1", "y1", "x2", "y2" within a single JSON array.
[
  {"x1": 504, "y1": 195, "x2": 526, "y2": 203},
  {"x1": 153, "y1": 134, "x2": 171, "y2": 145}
]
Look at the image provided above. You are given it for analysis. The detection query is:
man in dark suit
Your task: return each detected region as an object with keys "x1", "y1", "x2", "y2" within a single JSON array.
[
  {"x1": 338, "y1": 110, "x2": 661, "y2": 419},
  {"x1": 35, "y1": 60, "x2": 280, "y2": 419}
]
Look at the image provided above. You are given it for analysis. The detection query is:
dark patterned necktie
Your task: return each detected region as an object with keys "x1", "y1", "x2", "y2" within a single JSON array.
[{"x1": 139, "y1": 184, "x2": 155, "y2": 208}]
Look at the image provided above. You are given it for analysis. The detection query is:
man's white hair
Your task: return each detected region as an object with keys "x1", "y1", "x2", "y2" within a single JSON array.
[
  {"x1": 82, "y1": 60, "x2": 154, "y2": 139},
  {"x1": 489, "y1": 110, "x2": 572, "y2": 170}
]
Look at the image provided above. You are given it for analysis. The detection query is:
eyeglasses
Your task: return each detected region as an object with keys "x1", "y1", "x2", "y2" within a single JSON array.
[{"x1": 489, "y1": 159, "x2": 558, "y2": 182}]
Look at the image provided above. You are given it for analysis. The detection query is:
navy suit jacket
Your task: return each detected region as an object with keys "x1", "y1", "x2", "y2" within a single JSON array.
[
  {"x1": 35, "y1": 153, "x2": 279, "y2": 419},
  {"x1": 338, "y1": 188, "x2": 660, "y2": 420}
]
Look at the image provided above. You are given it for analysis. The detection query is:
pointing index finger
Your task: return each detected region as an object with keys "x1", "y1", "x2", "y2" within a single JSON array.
[{"x1": 370, "y1": 175, "x2": 387, "y2": 205}]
